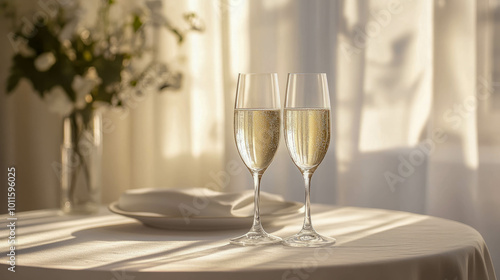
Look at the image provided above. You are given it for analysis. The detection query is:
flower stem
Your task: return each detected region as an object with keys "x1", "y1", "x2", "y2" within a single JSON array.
[{"x1": 68, "y1": 111, "x2": 92, "y2": 204}]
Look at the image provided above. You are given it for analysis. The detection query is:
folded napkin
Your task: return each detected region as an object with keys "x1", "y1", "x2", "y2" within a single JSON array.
[{"x1": 118, "y1": 188, "x2": 288, "y2": 218}]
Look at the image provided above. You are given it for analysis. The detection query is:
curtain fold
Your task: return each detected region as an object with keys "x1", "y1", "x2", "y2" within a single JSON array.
[{"x1": 428, "y1": 0, "x2": 478, "y2": 225}]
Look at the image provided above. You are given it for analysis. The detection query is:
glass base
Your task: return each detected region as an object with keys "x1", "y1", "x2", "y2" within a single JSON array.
[
  {"x1": 230, "y1": 230, "x2": 282, "y2": 246},
  {"x1": 282, "y1": 229, "x2": 336, "y2": 247}
]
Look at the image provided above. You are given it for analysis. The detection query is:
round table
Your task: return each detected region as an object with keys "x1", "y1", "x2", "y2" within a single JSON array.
[{"x1": 0, "y1": 205, "x2": 496, "y2": 280}]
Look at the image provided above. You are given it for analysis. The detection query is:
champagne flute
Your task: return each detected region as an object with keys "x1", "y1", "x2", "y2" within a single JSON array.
[
  {"x1": 230, "y1": 73, "x2": 282, "y2": 246},
  {"x1": 282, "y1": 73, "x2": 336, "y2": 247}
]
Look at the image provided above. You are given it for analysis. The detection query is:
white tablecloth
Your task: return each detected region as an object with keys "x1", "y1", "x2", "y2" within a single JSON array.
[{"x1": 0, "y1": 205, "x2": 496, "y2": 280}]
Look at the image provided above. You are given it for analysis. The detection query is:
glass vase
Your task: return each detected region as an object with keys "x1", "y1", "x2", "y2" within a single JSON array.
[{"x1": 60, "y1": 109, "x2": 102, "y2": 214}]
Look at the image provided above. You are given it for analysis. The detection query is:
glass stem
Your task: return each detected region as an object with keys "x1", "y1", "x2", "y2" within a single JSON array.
[
  {"x1": 250, "y1": 172, "x2": 264, "y2": 233},
  {"x1": 302, "y1": 171, "x2": 314, "y2": 232}
]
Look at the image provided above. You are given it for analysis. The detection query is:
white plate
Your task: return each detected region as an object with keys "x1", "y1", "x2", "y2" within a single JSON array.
[{"x1": 109, "y1": 201, "x2": 304, "y2": 230}]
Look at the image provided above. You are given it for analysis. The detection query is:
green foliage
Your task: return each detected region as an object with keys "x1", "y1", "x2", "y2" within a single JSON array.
[
  {"x1": 6, "y1": 55, "x2": 24, "y2": 94},
  {"x1": 132, "y1": 14, "x2": 143, "y2": 33},
  {"x1": 3, "y1": 1, "x2": 202, "y2": 114}
]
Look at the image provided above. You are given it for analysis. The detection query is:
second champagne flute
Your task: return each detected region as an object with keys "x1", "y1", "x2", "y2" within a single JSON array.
[
  {"x1": 230, "y1": 73, "x2": 282, "y2": 246},
  {"x1": 282, "y1": 73, "x2": 336, "y2": 247}
]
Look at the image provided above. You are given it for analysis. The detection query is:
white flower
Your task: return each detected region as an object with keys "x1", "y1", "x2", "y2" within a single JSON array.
[
  {"x1": 71, "y1": 71, "x2": 102, "y2": 109},
  {"x1": 109, "y1": 4, "x2": 127, "y2": 28},
  {"x1": 77, "y1": 1, "x2": 98, "y2": 31},
  {"x1": 119, "y1": 25, "x2": 134, "y2": 53},
  {"x1": 58, "y1": 19, "x2": 79, "y2": 42},
  {"x1": 44, "y1": 86, "x2": 73, "y2": 116},
  {"x1": 34, "y1": 52, "x2": 56, "y2": 72},
  {"x1": 146, "y1": 1, "x2": 165, "y2": 26}
]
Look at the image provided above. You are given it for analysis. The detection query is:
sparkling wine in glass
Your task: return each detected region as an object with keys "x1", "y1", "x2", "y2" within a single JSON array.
[
  {"x1": 282, "y1": 73, "x2": 336, "y2": 247},
  {"x1": 230, "y1": 73, "x2": 282, "y2": 246}
]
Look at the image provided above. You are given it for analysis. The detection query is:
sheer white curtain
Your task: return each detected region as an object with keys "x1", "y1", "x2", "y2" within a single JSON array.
[
  {"x1": 220, "y1": 0, "x2": 500, "y2": 272},
  {"x1": 1, "y1": 0, "x2": 499, "y2": 273},
  {"x1": 99, "y1": 0, "x2": 226, "y2": 202}
]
